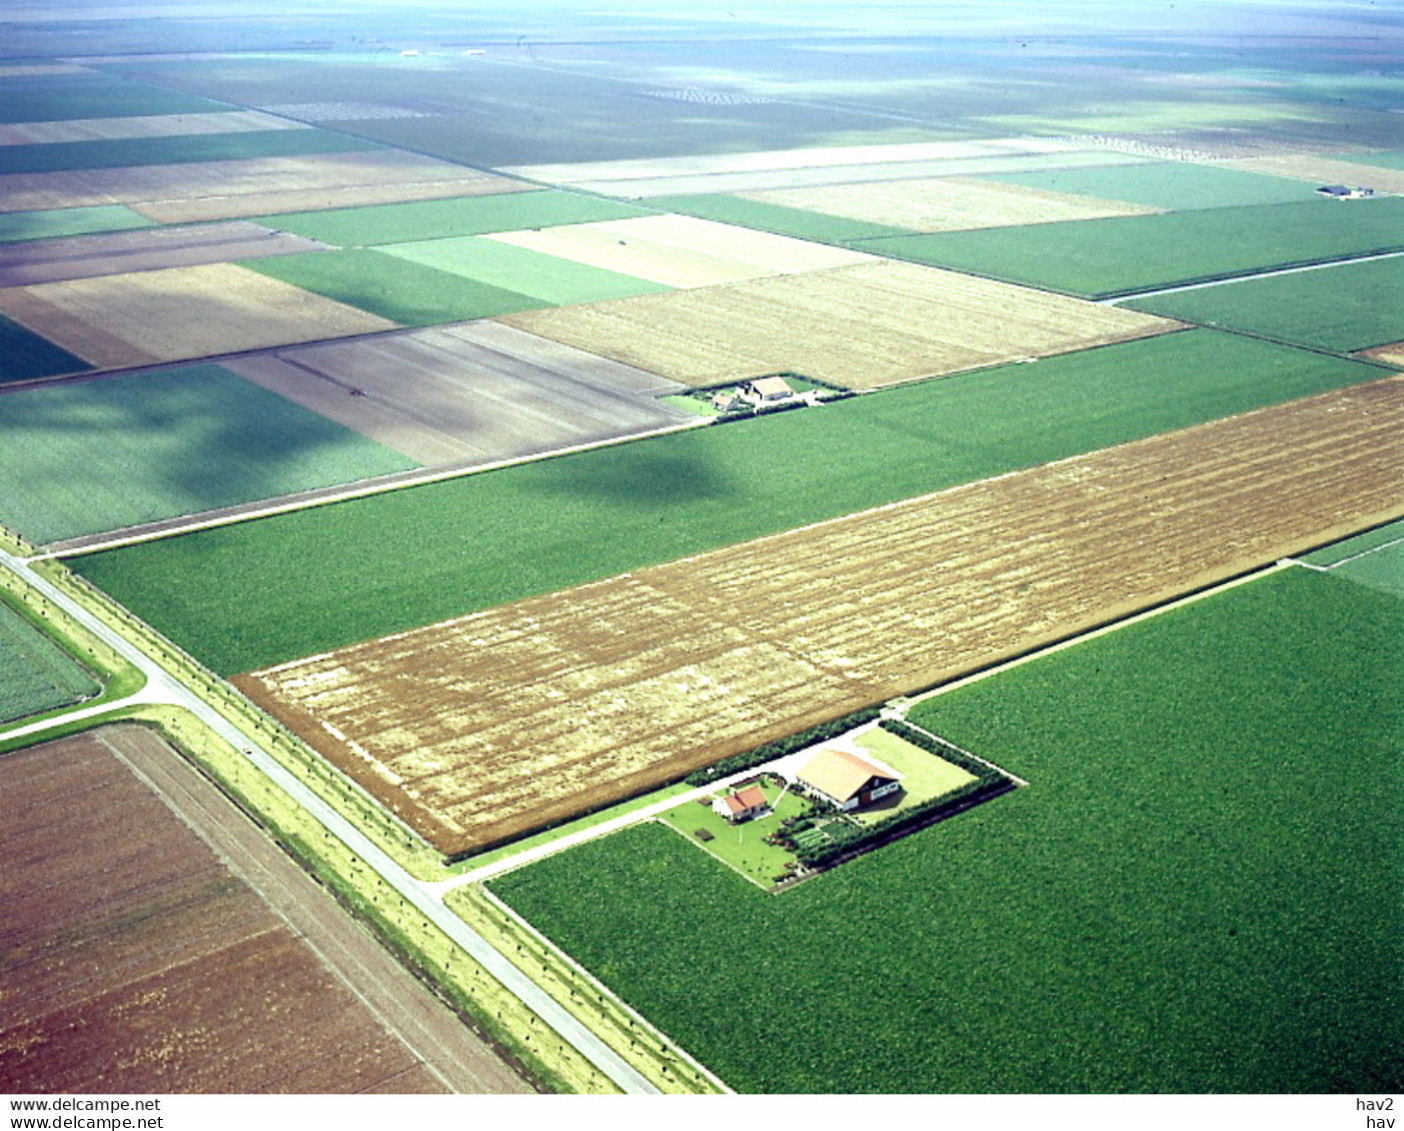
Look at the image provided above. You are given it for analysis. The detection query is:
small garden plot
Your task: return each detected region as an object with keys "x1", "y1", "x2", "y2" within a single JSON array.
[
  {"x1": 660, "y1": 778, "x2": 809, "y2": 887},
  {"x1": 0, "y1": 596, "x2": 99, "y2": 725}
]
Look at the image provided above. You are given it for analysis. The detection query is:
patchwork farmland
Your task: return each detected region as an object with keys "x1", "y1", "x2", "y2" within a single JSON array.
[{"x1": 234, "y1": 378, "x2": 1404, "y2": 855}]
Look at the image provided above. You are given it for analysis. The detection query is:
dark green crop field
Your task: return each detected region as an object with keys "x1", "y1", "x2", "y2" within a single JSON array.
[
  {"x1": 258, "y1": 191, "x2": 656, "y2": 248},
  {"x1": 492, "y1": 567, "x2": 1404, "y2": 1093},
  {"x1": 0, "y1": 128, "x2": 382, "y2": 175},
  {"x1": 0, "y1": 206, "x2": 155, "y2": 245},
  {"x1": 241, "y1": 249, "x2": 549, "y2": 325},
  {"x1": 1126, "y1": 255, "x2": 1404, "y2": 352},
  {"x1": 855, "y1": 197, "x2": 1404, "y2": 298},
  {"x1": 69, "y1": 330, "x2": 1383, "y2": 674},
  {"x1": 0, "y1": 597, "x2": 100, "y2": 727},
  {"x1": 982, "y1": 161, "x2": 1316, "y2": 211},
  {"x1": 0, "y1": 72, "x2": 227, "y2": 123},
  {"x1": 651, "y1": 194, "x2": 909, "y2": 244},
  {"x1": 0, "y1": 364, "x2": 416, "y2": 545},
  {"x1": 0, "y1": 316, "x2": 91, "y2": 386}
]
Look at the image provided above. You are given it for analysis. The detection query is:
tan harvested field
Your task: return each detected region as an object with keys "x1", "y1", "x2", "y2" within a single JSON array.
[
  {"x1": 736, "y1": 175, "x2": 1162, "y2": 231},
  {"x1": 226, "y1": 321, "x2": 693, "y2": 465},
  {"x1": 0, "y1": 110, "x2": 307, "y2": 145},
  {"x1": 486, "y1": 214, "x2": 872, "y2": 288},
  {"x1": 498, "y1": 259, "x2": 1178, "y2": 389},
  {"x1": 0, "y1": 726, "x2": 456, "y2": 1093},
  {"x1": 0, "y1": 262, "x2": 396, "y2": 369},
  {"x1": 236, "y1": 376, "x2": 1404, "y2": 857},
  {"x1": 1217, "y1": 154, "x2": 1404, "y2": 193},
  {"x1": 0, "y1": 150, "x2": 530, "y2": 220},
  {"x1": 0, "y1": 221, "x2": 327, "y2": 287},
  {"x1": 1359, "y1": 341, "x2": 1404, "y2": 367}
]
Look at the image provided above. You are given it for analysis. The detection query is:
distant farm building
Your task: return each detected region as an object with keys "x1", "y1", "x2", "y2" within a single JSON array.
[
  {"x1": 712, "y1": 784, "x2": 770, "y2": 823},
  {"x1": 1316, "y1": 184, "x2": 1375, "y2": 199},
  {"x1": 797, "y1": 748, "x2": 902, "y2": 812},
  {"x1": 744, "y1": 376, "x2": 795, "y2": 402}
]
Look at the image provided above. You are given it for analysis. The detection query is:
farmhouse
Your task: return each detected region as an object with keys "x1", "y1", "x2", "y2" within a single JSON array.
[
  {"x1": 797, "y1": 748, "x2": 902, "y2": 812},
  {"x1": 712, "y1": 783, "x2": 769, "y2": 823},
  {"x1": 1316, "y1": 184, "x2": 1375, "y2": 199}
]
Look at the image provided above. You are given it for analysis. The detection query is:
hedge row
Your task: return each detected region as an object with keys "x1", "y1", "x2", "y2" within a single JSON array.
[{"x1": 683, "y1": 705, "x2": 883, "y2": 787}]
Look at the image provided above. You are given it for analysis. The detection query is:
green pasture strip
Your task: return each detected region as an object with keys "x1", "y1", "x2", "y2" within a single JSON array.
[
  {"x1": 0, "y1": 364, "x2": 417, "y2": 545},
  {"x1": 492, "y1": 568, "x2": 1404, "y2": 1093},
  {"x1": 854, "y1": 197, "x2": 1404, "y2": 298},
  {"x1": 652, "y1": 194, "x2": 909, "y2": 243},
  {"x1": 1329, "y1": 540, "x2": 1404, "y2": 600},
  {"x1": 241, "y1": 249, "x2": 548, "y2": 325},
  {"x1": 256, "y1": 191, "x2": 656, "y2": 247},
  {"x1": 0, "y1": 205, "x2": 155, "y2": 244},
  {"x1": 1343, "y1": 151, "x2": 1404, "y2": 171},
  {"x1": 0, "y1": 315, "x2": 91, "y2": 386},
  {"x1": 1299, "y1": 518, "x2": 1404, "y2": 567},
  {"x1": 0, "y1": 72, "x2": 227, "y2": 123},
  {"x1": 0, "y1": 128, "x2": 381, "y2": 175},
  {"x1": 68, "y1": 330, "x2": 1382, "y2": 675},
  {"x1": 1125, "y1": 255, "x2": 1404, "y2": 353},
  {"x1": 981, "y1": 161, "x2": 1317, "y2": 211},
  {"x1": 0, "y1": 595, "x2": 100, "y2": 726},
  {"x1": 851, "y1": 728, "x2": 977, "y2": 817},
  {"x1": 381, "y1": 237, "x2": 672, "y2": 305}
]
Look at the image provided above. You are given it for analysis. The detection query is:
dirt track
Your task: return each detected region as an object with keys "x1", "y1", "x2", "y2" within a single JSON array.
[
  {"x1": 238, "y1": 376, "x2": 1404, "y2": 856},
  {"x1": 0, "y1": 725, "x2": 531, "y2": 1093}
]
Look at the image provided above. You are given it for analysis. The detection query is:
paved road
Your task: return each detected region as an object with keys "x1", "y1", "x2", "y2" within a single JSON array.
[{"x1": 0, "y1": 547, "x2": 658, "y2": 1094}]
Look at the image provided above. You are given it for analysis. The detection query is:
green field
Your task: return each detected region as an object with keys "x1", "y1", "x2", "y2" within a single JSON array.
[
  {"x1": 854, "y1": 197, "x2": 1404, "y2": 298},
  {"x1": 69, "y1": 330, "x2": 1384, "y2": 675},
  {"x1": 0, "y1": 128, "x2": 383, "y2": 175},
  {"x1": 0, "y1": 364, "x2": 417, "y2": 545},
  {"x1": 0, "y1": 72, "x2": 227, "y2": 123},
  {"x1": 0, "y1": 597, "x2": 100, "y2": 726},
  {"x1": 492, "y1": 567, "x2": 1404, "y2": 1092},
  {"x1": 0, "y1": 316, "x2": 90, "y2": 386},
  {"x1": 0, "y1": 205, "x2": 155, "y2": 244},
  {"x1": 651, "y1": 194, "x2": 909, "y2": 244},
  {"x1": 380, "y1": 236, "x2": 671, "y2": 305},
  {"x1": 257, "y1": 191, "x2": 656, "y2": 247},
  {"x1": 1126, "y1": 255, "x2": 1404, "y2": 352},
  {"x1": 1300, "y1": 518, "x2": 1404, "y2": 567},
  {"x1": 241, "y1": 249, "x2": 549, "y2": 325},
  {"x1": 1344, "y1": 151, "x2": 1404, "y2": 171},
  {"x1": 982, "y1": 161, "x2": 1317, "y2": 211}
]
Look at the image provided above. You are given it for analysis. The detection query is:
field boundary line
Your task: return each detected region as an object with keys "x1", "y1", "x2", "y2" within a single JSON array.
[
  {"x1": 902, "y1": 559, "x2": 1293, "y2": 707},
  {"x1": 1100, "y1": 248, "x2": 1404, "y2": 305}
]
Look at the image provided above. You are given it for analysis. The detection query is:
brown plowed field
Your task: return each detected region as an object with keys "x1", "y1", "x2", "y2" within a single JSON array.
[
  {"x1": 0, "y1": 727, "x2": 454, "y2": 1093},
  {"x1": 498, "y1": 259, "x2": 1178, "y2": 389},
  {"x1": 1218, "y1": 154, "x2": 1404, "y2": 193},
  {"x1": 225, "y1": 321, "x2": 691, "y2": 466},
  {"x1": 0, "y1": 221, "x2": 327, "y2": 288},
  {"x1": 737, "y1": 175, "x2": 1162, "y2": 231},
  {"x1": 0, "y1": 262, "x2": 396, "y2": 369},
  {"x1": 236, "y1": 376, "x2": 1404, "y2": 857},
  {"x1": 0, "y1": 151, "x2": 530, "y2": 220}
]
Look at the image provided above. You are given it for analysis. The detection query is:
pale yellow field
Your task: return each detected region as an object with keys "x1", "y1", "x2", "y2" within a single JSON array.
[
  {"x1": 498, "y1": 259, "x2": 1178, "y2": 389},
  {"x1": 237, "y1": 377, "x2": 1404, "y2": 856},
  {"x1": 1359, "y1": 341, "x2": 1404, "y2": 367},
  {"x1": 1218, "y1": 154, "x2": 1404, "y2": 193},
  {"x1": 0, "y1": 151, "x2": 526, "y2": 217},
  {"x1": 485, "y1": 214, "x2": 872, "y2": 288},
  {"x1": 736, "y1": 175, "x2": 1162, "y2": 231},
  {"x1": 0, "y1": 263, "x2": 396, "y2": 368},
  {"x1": 0, "y1": 110, "x2": 308, "y2": 145}
]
